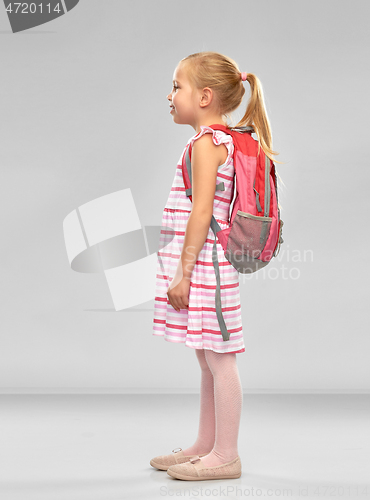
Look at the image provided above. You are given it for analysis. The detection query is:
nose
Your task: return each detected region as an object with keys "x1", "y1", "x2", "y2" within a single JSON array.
[{"x1": 167, "y1": 92, "x2": 172, "y2": 101}]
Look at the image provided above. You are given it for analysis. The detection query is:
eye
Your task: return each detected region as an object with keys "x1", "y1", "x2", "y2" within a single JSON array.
[{"x1": 172, "y1": 84, "x2": 179, "y2": 91}]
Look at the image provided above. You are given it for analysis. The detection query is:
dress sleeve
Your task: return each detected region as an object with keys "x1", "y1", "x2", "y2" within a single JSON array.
[{"x1": 188, "y1": 126, "x2": 234, "y2": 166}]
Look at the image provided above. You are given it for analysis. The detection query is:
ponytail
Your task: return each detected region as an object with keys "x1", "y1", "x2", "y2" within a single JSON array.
[
  {"x1": 235, "y1": 73, "x2": 280, "y2": 162},
  {"x1": 180, "y1": 52, "x2": 280, "y2": 162}
]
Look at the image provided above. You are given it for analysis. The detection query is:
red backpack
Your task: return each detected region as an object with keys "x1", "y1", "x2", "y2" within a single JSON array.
[{"x1": 181, "y1": 124, "x2": 284, "y2": 341}]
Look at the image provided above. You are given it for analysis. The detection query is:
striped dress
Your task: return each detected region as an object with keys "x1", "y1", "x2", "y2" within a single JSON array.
[{"x1": 152, "y1": 126, "x2": 245, "y2": 354}]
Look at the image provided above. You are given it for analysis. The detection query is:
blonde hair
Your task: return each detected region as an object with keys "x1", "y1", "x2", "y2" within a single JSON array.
[{"x1": 181, "y1": 51, "x2": 279, "y2": 162}]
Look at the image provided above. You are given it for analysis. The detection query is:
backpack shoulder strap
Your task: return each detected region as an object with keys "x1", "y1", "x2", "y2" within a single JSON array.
[
  {"x1": 208, "y1": 124, "x2": 233, "y2": 135},
  {"x1": 181, "y1": 142, "x2": 194, "y2": 202},
  {"x1": 181, "y1": 129, "x2": 228, "y2": 202},
  {"x1": 180, "y1": 128, "x2": 232, "y2": 341}
]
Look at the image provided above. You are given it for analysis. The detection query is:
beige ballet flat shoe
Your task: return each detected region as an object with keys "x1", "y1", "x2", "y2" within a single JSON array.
[
  {"x1": 167, "y1": 455, "x2": 242, "y2": 480},
  {"x1": 150, "y1": 447, "x2": 211, "y2": 471}
]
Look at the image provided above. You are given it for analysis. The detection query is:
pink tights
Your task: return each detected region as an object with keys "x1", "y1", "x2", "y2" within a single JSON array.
[{"x1": 181, "y1": 348, "x2": 243, "y2": 467}]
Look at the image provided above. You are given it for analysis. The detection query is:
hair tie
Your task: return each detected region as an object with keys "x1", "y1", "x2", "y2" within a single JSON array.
[{"x1": 240, "y1": 72, "x2": 247, "y2": 82}]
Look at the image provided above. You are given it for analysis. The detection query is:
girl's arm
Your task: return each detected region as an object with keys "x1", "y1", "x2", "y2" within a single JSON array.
[
  {"x1": 167, "y1": 133, "x2": 227, "y2": 311},
  {"x1": 180, "y1": 133, "x2": 227, "y2": 280}
]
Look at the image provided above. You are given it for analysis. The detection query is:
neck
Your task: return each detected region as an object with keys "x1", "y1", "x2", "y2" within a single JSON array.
[{"x1": 192, "y1": 114, "x2": 228, "y2": 134}]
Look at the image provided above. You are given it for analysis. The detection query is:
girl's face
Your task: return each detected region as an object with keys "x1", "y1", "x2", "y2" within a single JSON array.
[{"x1": 167, "y1": 62, "x2": 200, "y2": 127}]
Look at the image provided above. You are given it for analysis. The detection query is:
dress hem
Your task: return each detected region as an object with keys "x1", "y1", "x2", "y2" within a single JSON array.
[{"x1": 152, "y1": 332, "x2": 245, "y2": 354}]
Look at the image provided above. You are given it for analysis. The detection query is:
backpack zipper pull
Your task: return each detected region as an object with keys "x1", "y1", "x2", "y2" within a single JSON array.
[{"x1": 253, "y1": 187, "x2": 262, "y2": 212}]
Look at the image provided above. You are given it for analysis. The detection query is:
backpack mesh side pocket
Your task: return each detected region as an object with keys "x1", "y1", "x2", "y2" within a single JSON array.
[{"x1": 225, "y1": 211, "x2": 272, "y2": 273}]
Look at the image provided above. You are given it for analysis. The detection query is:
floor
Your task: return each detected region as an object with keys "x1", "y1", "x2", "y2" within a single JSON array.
[{"x1": 0, "y1": 394, "x2": 369, "y2": 500}]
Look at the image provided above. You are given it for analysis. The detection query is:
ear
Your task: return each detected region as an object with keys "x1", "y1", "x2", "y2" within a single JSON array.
[{"x1": 199, "y1": 87, "x2": 213, "y2": 108}]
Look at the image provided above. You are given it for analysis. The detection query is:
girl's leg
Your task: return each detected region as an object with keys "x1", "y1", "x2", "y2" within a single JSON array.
[
  {"x1": 200, "y1": 349, "x2": 243, "y2": 467},
  {"x1": 181, "y1": 348, "x2": 215, "y2": 455}
]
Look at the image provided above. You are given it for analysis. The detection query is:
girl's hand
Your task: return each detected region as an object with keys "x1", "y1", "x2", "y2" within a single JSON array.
[{"x1": 167, "y1": 274, "x2": 190, "y2": 312}]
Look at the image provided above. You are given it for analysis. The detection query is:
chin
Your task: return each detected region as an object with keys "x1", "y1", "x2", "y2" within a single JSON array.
[{"x1": 172, "y1": 116, "x2": 187, "y2": 125}]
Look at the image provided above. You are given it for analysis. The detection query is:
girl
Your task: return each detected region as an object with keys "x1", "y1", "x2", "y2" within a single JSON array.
[{"x1": 151, "y1": 51, "x2": 278, "y2": 481}]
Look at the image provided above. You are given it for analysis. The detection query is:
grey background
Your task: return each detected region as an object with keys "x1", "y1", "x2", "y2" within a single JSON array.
[{"x1": 0, "y1": 0, "x2": 369, "y2": 393}]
